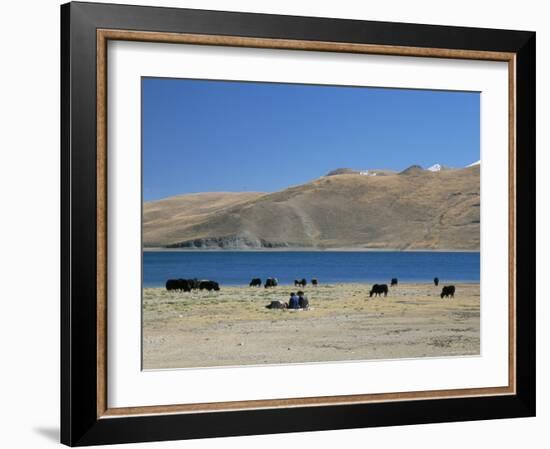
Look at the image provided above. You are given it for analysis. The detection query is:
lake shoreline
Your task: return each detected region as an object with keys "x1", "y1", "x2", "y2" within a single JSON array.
[
  {"x1": 144, "y1": 280, "x2": 480, "y2": 288},
  {"x1": 143, "y1": 247, "x2": 480, "y2": 253}
]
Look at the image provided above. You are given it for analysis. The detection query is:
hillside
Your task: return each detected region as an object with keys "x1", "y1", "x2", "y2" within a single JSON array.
[{"x1": 143, "y1": 166, "x2": 480, "y2": 250}]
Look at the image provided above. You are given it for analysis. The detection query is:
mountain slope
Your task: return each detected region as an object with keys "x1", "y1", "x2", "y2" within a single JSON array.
[
  {"x1": 143, "y1": 192, "x2": 266, "y2": 247},
  {"x1": 143, "y1": 166, "x2": 480, "y2": 250}
]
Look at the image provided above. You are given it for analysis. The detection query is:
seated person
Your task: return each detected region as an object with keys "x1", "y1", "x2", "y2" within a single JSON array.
[
  {"x1": 297, "y1": 291, "x2": 309, "y2": 309},
  {"x1": 288, "y1": 292, "x2": 299, "y2": 309}
]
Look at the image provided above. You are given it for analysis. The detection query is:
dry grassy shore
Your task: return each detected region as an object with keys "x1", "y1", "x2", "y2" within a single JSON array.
[{"x1": 143, "y1": 283, "x2": 479, "y2": 369}]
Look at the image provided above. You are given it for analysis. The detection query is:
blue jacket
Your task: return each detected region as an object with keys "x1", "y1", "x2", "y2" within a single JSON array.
[{"x1": 289, "y1": 295, "x2": 299, "y2": 309}]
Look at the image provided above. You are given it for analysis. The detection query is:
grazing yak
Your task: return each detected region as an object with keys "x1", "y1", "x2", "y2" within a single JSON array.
[
  {"x1": 165, "y1": 279, "x2": 191, "y2": 292},
  {"x1": 434, "y1": 277, "x2": 439, "y2": 286},
  {"x1": 311, "y1": 278, "x2": 318, "y2": 286},
  {"x1": 265, "y1": 300, "x2": 288, "y2": 309},
  {"x1": 165, "y1": 279, "x2": 181, "y2": 291},
  {"x1": 199, "y1": 280, "x2": 220, "y2": 291},
  {"x1": 369, "y1": 284, "x2": 389, "y2": 297},
  {"x1": 440, "y1": 285, "x2": 455, "y2": 299},
  {"x1": 390, "y1": 278, "x2": 398, "y2": 287},
  {"x1": 265, "y1": 277, "x2": 278, "y2": 288},
  {"x1": 166, "y1": 278, "x2": 211, "y2": 292},
  {"x1": 294, "y1": 278, "x2": 307, "y2": 287},
  {"x1": 178, "y1": 279, "x2": 192, "y2": 292},
  {"x1": 249, "y1": 278, "x2": 262, "y2": 287}
]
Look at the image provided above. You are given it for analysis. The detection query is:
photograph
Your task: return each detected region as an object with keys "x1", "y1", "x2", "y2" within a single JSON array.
[{"x1": 141, "y1": 77, "x2": 481, "y2": 369}]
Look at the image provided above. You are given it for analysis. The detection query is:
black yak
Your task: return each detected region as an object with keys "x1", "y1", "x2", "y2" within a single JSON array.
[
  {"x1": 311, "y1": 278, "x2": 318, "y2": 286},
  {"x1": 265, "y1": 277, "x2": 278, "y2": 288},
  {"x1": 294, "y1": 278, "x2": 307, "y2": 287},
  {"x1": 369, "y1": 284, "x2": 388, "y2": 297},
  {"x1": 440, "y1": 285, "x2": 455, "y2": 298},
  {"x1": 199, "y1": 280, "x2": 220, "y2": 291},
  {"x1": 249, "y1": 278, "x2": 262, "y2": 287},
  {"x1": 390, "y1": 278, "x2": 398, "y2": 286},
  {"x1": 165, "y1": 279, "x2": 191, "y2": 292},
  {"x1": 165, "y1": 279, "x2": 179, "y2": 291},
  {"x1": 434, "y1": 277, "x2": 439, "y2": 286},
  {"x1": 177, "y1": 278, "x2": 192, "y2": 292}
]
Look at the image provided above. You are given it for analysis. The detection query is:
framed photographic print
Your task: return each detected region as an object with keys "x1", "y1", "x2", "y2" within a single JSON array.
[{"x1": 61, "y1": 1, "x2": 536, "y2": 446}]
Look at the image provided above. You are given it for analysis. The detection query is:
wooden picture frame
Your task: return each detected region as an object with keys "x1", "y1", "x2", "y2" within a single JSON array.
[{"x1": 61, "y1": 1, "x2": 535, "y2": 446}]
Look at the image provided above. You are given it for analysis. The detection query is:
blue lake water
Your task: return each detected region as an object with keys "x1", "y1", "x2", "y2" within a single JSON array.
[{"x1": 143, "y1": 251, "x2": 479, "y2": 287}]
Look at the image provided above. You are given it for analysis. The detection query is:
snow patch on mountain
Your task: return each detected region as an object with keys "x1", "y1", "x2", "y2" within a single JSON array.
[{"x1": 427, "y1": 164, "x2": 442, "y2": 172}]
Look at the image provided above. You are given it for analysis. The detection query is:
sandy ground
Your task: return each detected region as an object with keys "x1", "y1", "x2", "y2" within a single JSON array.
[{"x1": 143, "y1": 283, "x2": 479, "y2": 369}]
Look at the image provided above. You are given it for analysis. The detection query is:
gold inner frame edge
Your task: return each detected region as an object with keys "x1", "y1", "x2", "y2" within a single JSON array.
[{"x1": 96, "y1": 28, "x2": 517, "y2": 419}]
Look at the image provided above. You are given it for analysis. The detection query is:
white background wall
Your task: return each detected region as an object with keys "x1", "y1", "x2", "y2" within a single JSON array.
[{"x1": 0, "y1": 1, "x2": 546, "y2": 448}]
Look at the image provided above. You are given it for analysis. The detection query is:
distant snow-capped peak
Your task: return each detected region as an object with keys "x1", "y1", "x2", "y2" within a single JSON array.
[
  {"x1": 466, "y1": 160, "x2": 481, "y2": 167},
  {"x1": 427, "y1": 164, "x2": 442, "y2": 172}
]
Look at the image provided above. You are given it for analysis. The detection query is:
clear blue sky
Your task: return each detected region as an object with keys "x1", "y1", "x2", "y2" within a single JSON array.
[{"x1": 142, "y1": 77, "x2": 479, "y2": 201}]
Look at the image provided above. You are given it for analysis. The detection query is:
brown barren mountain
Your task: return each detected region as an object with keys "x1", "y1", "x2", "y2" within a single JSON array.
[{"x1": 143, "y1": 166, "x2": 480, "y2": 250}]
